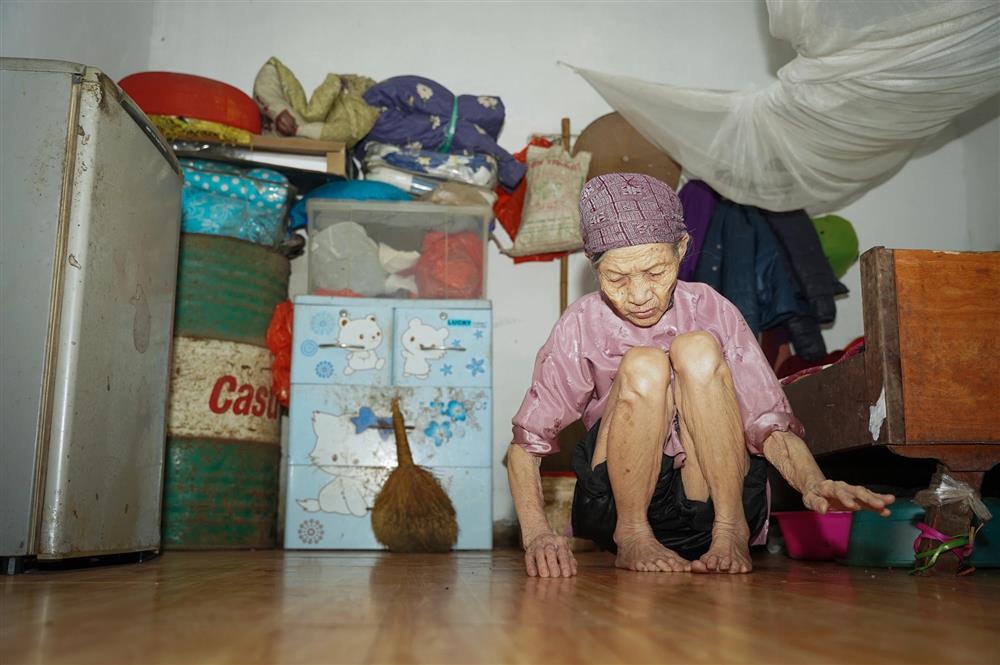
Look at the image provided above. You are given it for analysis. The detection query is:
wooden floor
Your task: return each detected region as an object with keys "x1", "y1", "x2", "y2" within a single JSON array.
[{"x1": 2, "y1": 550, "x2": 997, "y2": 665}]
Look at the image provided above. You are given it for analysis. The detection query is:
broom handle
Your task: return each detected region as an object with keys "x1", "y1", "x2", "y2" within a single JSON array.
[{"x1": 391, "y1": 398, "x2": 415, "y2": 467}]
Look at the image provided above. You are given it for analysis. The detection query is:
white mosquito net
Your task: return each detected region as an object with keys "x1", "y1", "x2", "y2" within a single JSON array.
[{"x1": 570, "y1": 0, "x2": 1000, "y2": 213}]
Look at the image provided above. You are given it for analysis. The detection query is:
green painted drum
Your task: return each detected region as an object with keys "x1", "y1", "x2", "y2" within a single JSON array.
[
  {"x1": 162, "y1": 437, "x2": 279, "y2": 549},
  {"x1": 173, "y1": 233, "x2": 289, "y2": 347},
  {"x1": 164, "y1": 232, "x2": 289, "y2": 549}
]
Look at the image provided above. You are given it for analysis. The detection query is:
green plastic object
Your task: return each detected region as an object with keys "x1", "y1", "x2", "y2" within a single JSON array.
[
  {"x1": 971, "y1": 498, "x2": 999, "y2": 567},
  {"x1": 174, "y1": 233, "x2": 290, "y2": 347},
  {"x1": 161, "y1": 437, "x2": 279, "y2": 549},
  {"x1": 812, "y1": 214, "x2": 859, "y2": 279},
  {"x1": 843, "y1": 498, "x2": 999, "y2": 568}
]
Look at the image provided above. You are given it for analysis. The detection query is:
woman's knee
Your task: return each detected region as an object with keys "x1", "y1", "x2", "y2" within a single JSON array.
[
  {"x1": 617, "y1": 347, "x2": 671, "y2": 400},
  {"x1": 670, "y1": 331, "x2": 725, "y2": 382}
]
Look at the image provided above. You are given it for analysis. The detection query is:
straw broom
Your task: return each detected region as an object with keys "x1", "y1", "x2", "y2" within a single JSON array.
[{"x1": 371, "y1": 397, "x2": 458, "y2": 552}]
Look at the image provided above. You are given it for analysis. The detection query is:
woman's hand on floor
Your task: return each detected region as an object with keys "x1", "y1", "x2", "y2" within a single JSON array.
[
  {"x1": 524, "y1": 533, "x2": 578, "y2": 578},
  {"x1": 803, "y1": 480, "x2": 895, "y2": 517}
]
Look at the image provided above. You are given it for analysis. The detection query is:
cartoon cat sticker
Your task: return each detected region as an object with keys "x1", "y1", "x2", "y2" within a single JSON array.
[{"x1": 295, "y1": 411, "x2": 392, "y2": 516}]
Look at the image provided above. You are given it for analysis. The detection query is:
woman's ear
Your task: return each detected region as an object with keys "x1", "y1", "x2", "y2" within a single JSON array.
[{"x1": 676, "y1": 234, "x2": 690, "y2": 262}]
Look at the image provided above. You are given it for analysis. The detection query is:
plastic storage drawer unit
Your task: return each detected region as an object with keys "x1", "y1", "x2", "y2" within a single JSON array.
[{"x1": 284, "y1": 296, "x2": 494, "y2": 550}]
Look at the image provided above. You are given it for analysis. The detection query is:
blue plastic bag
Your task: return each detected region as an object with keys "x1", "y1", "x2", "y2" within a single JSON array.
[
  {"x1": 288, "y1": 180, "x2": 411, "y2": 230},
  {"x1": 180, "y1": 158, "x2": 290, "y2": 246}
]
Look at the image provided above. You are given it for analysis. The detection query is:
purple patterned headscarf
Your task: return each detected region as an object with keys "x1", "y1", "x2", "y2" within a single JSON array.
[{"x1": 579, "y1": 173, "x2": 687, "y2": 260}]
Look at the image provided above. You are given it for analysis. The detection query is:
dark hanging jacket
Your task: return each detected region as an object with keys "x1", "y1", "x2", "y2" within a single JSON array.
[
  {"x1": 693, "y1": 200, "x2": 805, "y2": 336},
  {"x1": 762, "y1": 209, "x2": 848, "y2": 324}
]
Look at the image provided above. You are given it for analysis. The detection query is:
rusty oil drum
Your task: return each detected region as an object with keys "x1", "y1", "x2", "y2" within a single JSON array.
[{"x1": 163, "y1": 233, "x2": 289, "y2": 549}]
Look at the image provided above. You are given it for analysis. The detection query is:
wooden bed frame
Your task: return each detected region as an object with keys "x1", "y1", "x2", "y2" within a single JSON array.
[{"x1": 783, "y1": 247, "x2": 1000, "y2": 492}]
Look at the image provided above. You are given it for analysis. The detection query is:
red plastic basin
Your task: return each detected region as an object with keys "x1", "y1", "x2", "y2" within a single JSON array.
[
  {"x1": 773, "y1": 511, "x2": 853, "y2": 560},
  {"x1": 119, "y1": 71, "x2": 261, "y2": 134}
]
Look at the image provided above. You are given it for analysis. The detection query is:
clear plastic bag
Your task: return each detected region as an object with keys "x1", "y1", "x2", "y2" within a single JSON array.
[
  {"x1": 365, "y1": 166, "x2": 438, "y2": 196},
  {"x1": 914, "y1": 472, "x2": 992, "y2": 523},
  {"x1": 912, "y1": 471, "x2": 992, "y2": 574},
  {"x1": 365, "y1": 166, "x2": 497, "y2": 206},
  {"x1": 362, "y1": 141, "x2": 498, "y2": 189},
  {"x1": 418, "y1": 180, "x2": 496, "y2": 208}
]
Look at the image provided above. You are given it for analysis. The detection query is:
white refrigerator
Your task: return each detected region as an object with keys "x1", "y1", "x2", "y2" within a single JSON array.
[{"x1": 0, "y1": 59, "x2": 183, "y2": 572}]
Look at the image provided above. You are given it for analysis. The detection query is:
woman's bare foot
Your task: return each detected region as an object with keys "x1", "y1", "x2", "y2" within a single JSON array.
[
  {"x1": 691, "y1": 526, "x2": 752, "y2": 574},
  {"x1": 614, "y1": 525, "x2": 691, "y2": 572}
]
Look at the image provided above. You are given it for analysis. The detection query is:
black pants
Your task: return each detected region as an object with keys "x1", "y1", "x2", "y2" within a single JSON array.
[{"x1": 571, "y1": 419, "x2": 769, "y2": 561}]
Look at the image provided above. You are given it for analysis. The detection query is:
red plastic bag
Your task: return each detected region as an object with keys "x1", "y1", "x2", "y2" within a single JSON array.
[
  {"x1": 415, "y1": 231, "x2": 484, "y2": 299},
  {"x1": 265, "y1": 300, "x2": 293, "y2": 408},
  {"x1": 493, "y1": 138, "x2": 549, "y2": 242}
]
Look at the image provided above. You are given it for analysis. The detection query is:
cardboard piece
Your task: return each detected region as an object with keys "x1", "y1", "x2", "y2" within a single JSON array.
[
  {"x1": 171, "y1": 133, "x2": 348, "y2": 176},
  {"x1": 573, "y1": 112, "x2": 681, "y2": 188}
]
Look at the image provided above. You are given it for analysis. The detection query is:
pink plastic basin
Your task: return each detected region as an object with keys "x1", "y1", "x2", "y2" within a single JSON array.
[{"x1": 773, "y1": 511, "x2": 853, "y2": 560}]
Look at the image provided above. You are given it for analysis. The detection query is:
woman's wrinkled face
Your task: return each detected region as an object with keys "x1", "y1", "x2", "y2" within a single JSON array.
[{"x1": 597, "y1": 239, "x2": 688, "y2": 327}]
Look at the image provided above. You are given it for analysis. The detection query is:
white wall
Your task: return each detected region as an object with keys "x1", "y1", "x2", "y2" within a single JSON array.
[
  {"x1": 4, "y1": 0, "x2": 997, "y2": 531},
  {"x1": 828, "y1": 99, "x2": 1000, "y2": 350},
  {"x1": 0, "y1": 0, "x2": 155, "y2": 80}
]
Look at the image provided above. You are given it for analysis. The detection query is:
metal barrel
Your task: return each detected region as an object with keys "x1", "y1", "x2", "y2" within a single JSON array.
[
  {"x1": 174, "y1": 233, "x2": 289, "y2": 346},
  {"x1": 162, "y1": 437, "x2": 279, "y2": 549},
  {"x1": 163, "y1": 233, "x2": 289, "y2": 549}
]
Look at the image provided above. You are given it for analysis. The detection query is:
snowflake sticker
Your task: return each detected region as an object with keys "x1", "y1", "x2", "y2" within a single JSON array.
[
  {"x1": 310, "y1": 312, "x2": 335, "y2": 336},
  {"x1": 440, "y1": 364, "x2": 454, "y2": 376},
  {"x1": 315, "y1": 361, "x2": 334, "y2": 379},
  {"x1": 451, "y1": 338, "x2": 462, "y2": 348},
  {"x1": 466, "y1": 357, "x2": 486, "y2": 377},
  {"x1": 473, "y1": 330, "x2": 484, "y2": 340},
  {"x1": 298, "y1": 519, "x2": 324, "y2": 544},
  {"x1": 300, "y1": 340, "x2": 318, "y2": 357}
]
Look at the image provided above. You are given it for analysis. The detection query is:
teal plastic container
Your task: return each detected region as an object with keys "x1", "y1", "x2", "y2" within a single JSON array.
[{"x1": 844, "y1": 498, "x2": 999, "y2": 568}]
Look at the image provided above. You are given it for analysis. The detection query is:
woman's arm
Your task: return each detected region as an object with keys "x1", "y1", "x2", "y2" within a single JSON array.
[
  {"x1": 507, "y1": 443, "x2": 577, "y2": 577},
  {"x1": 761, "y1": 430, "x2": 894, "y2": 516}
]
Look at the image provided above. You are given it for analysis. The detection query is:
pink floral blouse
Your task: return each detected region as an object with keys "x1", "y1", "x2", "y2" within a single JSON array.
[{"x1": 512, "y1": 281, "x2": 804, "y2": 468}]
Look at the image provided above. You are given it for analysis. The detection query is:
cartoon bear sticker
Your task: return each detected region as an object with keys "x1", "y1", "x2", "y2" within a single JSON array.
[
  {"x1": 339, "y1": 314, "x2": 385, "y2": 376},
  {"x1": 401, "y1": 318, "x2": 449, "y2": 379}
]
